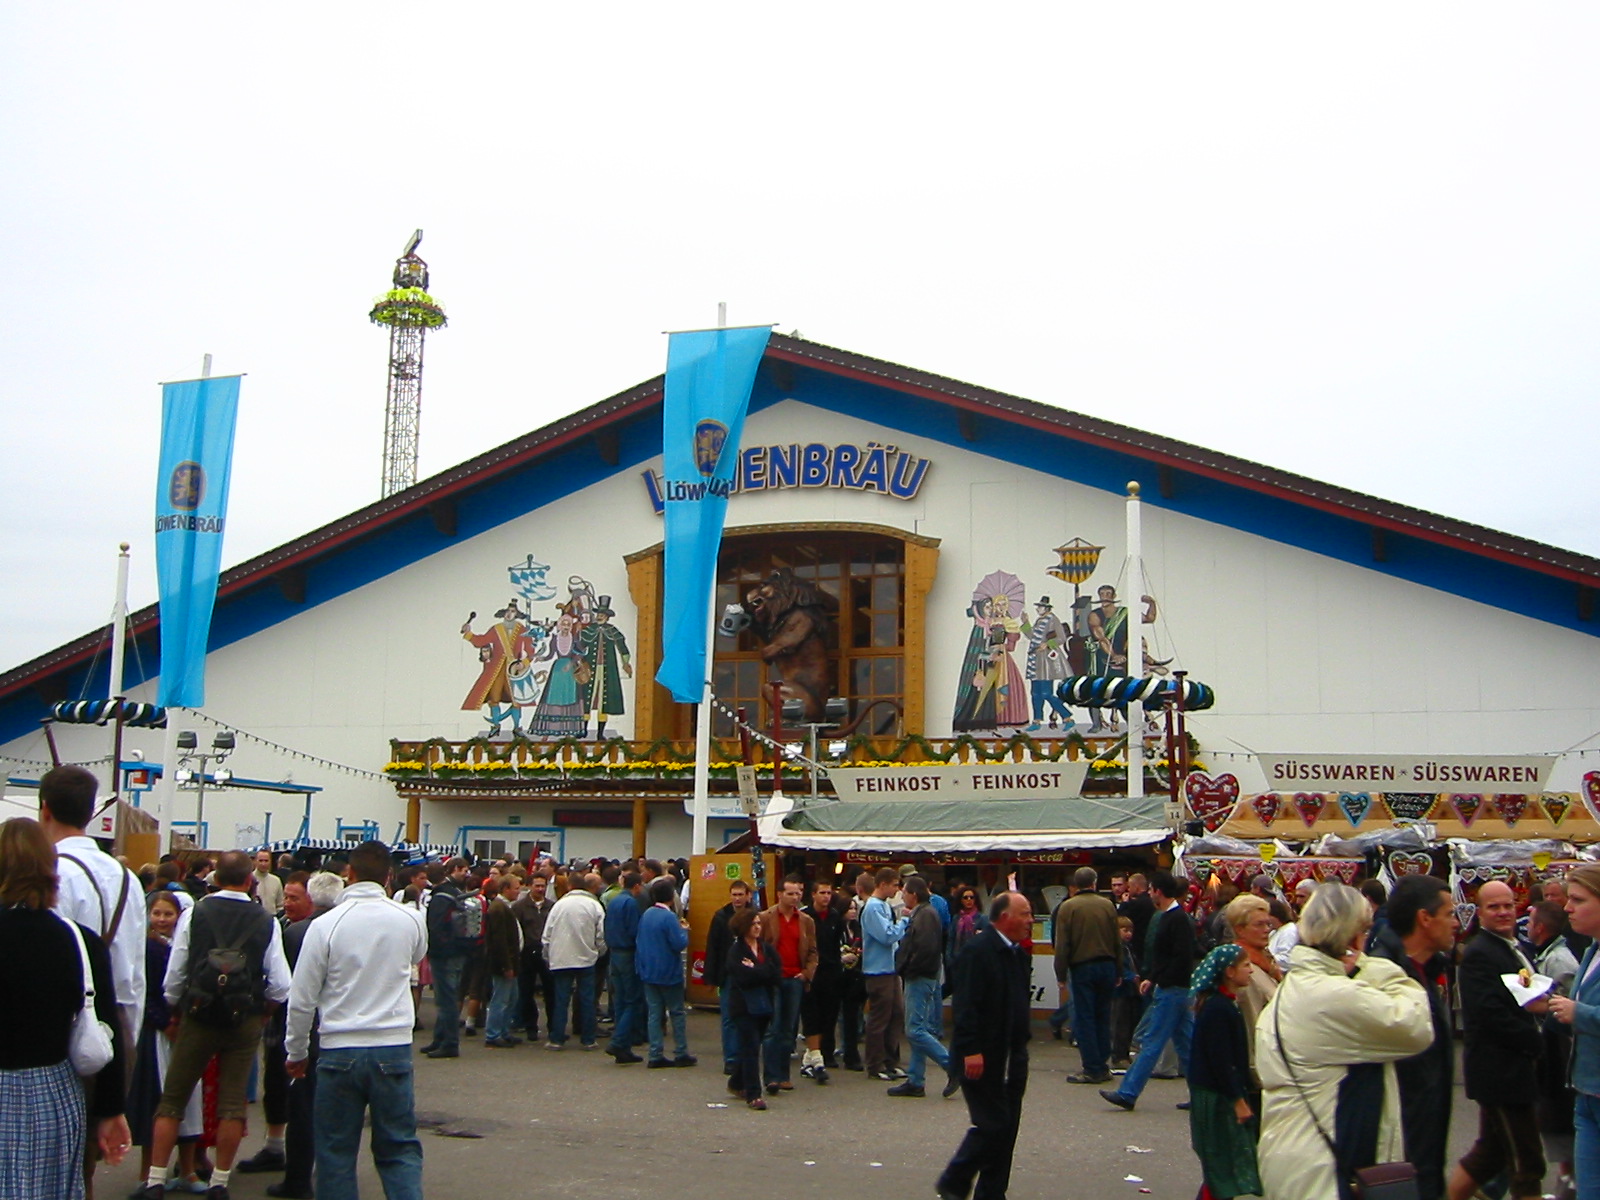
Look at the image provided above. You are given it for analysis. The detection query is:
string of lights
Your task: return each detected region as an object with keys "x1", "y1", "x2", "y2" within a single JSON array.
[
  {"x1": 707, "y1": 696, "x2": 830, "y2": 773},
  {"x1": 1, "y1": 753, "x2": 114, "y2": 773},
  {"x1": 176, "y1": 710, "x2": 391, "y2": 782}
]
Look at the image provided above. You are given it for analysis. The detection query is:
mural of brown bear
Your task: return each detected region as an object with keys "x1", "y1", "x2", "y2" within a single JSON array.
[{"x1": 744, "y1": 568, "x2": 839, "y2": 721}]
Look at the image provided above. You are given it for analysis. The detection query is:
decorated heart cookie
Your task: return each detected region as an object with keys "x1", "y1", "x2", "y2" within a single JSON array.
[
  {"x1": 1545, "y1": 793, "x2": 1574, "y2": 827},
  {"x1": 1388, "y1": 851, "x2": 1433, "y2": 878},
  {"x1": 1293, "y1": 792, "x2": 1325, "y2": 828},
  {"x1": 1450, "y1": 793, "x2": 1484, "y2": 828},
  {"x1": 1337, "y1": 791, "x2": 1373, "y2": 828},
  {"x1": 1584, "y1": 772, "x2": 1600, "y2": 814},
  {"x1": 1383, "y1": 792, "x2": 1437, "y2": 822},
  {"x1": 1184, "y1": 772, "x2": 1241, "y2": 832},
  {"x1": 1492, "y1": 794, "x2": 1528, "y2": 827},
  {"x1": 1251, "y1": 793, "x2": 1281, "y2": 827},
  {"x1": 1455, "y1": 903, "x2": 1477, "y2": 931}
]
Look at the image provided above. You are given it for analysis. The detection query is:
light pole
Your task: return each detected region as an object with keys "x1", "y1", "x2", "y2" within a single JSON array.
[{"x1": 174, "y1": 730, "x2": 235, "y2": 848}]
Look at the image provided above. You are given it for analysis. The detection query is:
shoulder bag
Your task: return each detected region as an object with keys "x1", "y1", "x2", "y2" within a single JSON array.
[
  {"x1": 57, "y1": 914, "x2": 116, "y2": 1076},
  {"x1": 1271, "y1": 980, "x2": 1419, "y2": 1200}
]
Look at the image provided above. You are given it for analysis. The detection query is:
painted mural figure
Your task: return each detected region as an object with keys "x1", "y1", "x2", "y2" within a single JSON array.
[
  {"x1": 1023, "y1": 595, "x2": 1075, "y2": 733},
  {"x1": 578, "y1": 596, "x2": 632, "y2": 739},
  {"x1": 460, "y1": 601, "x2": 537, "y2": 736},
  {"x1": 529, "y1": 611, "x2": 586, "y2": 738},
  {"x1": 1084, "y1": 585, "x2": 1159, "y2": 734},
  {"x1": 951, "y1": 571, "x2": 1029, "y2": 733}
]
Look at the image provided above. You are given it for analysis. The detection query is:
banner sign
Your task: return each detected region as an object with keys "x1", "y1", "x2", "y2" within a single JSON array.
[
  {"x1": 155, "y1": 375, "x2": 241, "y2": 707},
  {"x1": 643, "y1": 440, "x2": 932, "y2": 512},
  {"x1": 826, "y1": 761, "x2": 1089, "y2": 802},
  {"x1": 1256, "y1": 754, "x2": 1554, "y2": 792},
  {"x1": 655, "y1": 327, "x2": 771, "y2": 704}
]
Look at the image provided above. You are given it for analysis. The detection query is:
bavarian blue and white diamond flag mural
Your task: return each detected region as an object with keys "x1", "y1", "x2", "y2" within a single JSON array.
[
  {"x1": 155, "y1": 374, "x2": 241, "y2": 707},
  {"x1": 655, "y1": 326, "x2": 771, "y2": 703}
]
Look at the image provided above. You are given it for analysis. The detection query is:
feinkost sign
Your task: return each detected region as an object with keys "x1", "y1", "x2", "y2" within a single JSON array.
[{"x1": 826, "y1": 761, "x2": 1089, "y2": 802}]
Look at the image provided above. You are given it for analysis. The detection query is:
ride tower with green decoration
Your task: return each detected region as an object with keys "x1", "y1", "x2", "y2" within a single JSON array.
[{"x1": 371, "y1": 229, "x2": 447, "y2": 498}]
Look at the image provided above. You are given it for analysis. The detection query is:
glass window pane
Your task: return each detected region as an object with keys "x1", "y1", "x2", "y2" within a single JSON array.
[
  {"x1": 872, "y1": 575, "x2": 899, "y2": 609},
  {"x1": 873, "y1": 613, "x2": 897, "y2": 647},
  {"x1": 875, "y1": 657, "x2": 900, "y2": 695}
]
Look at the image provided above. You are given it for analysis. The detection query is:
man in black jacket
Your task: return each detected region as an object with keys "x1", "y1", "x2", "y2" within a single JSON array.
[
  {"x1": 704, "y1": 879, "x2": 752, "y2": 1076},
  {"x1": 421, "y1": 857, "x2": 473, "y2": 1059},
  {"x1": 937, "y1": 891, "x2": 1034, "y2": 1200},
  {"x1": 1450, "y1": 880, "x2": 1546, "y2": 1200},
  {"x1": 1369, "y1": 873, "x2": 1458, "y2": 1200},
  {"x1": 1100, "y1": 870, "x2": 1197, "y2": 1111}
]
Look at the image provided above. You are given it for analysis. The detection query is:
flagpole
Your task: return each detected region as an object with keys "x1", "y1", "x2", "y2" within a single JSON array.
[
  {"x1": 690, "y1": 307, "x2": 728, "y2": 855},
  {"x1": 1126, "y1": 482, "x2": 1144, "y2": 800}
]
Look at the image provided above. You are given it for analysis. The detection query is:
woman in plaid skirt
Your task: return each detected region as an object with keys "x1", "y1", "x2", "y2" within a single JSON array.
[{"x1": 0, "y1": 818, "x2": 131, "y2": 1199}]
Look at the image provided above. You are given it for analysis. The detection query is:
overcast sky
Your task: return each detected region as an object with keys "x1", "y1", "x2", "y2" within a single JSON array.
[{"x1": 3, "y1": 5, "x2": 1597, "y2": 675}]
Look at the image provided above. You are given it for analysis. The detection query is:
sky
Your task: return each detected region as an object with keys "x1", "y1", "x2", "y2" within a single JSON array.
[{"x1": 3, "y1": 5, "x2": 1598, "y2": 674}]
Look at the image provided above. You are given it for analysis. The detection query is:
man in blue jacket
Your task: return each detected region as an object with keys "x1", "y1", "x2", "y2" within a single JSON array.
[
  {"x1": 604, "y1": 872, "x2": 645, "y2": 1064},
  {"x1": 636, "y1": 877, "x2": 695, "y2": 1068},
  {"x1": 862, "y1": 867, "x2": 910, "y2": 1081}
]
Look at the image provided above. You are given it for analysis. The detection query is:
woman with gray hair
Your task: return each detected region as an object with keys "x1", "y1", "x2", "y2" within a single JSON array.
[{"x1": 1254, "y1": 882, "x2": 1433, "y2": 1200}]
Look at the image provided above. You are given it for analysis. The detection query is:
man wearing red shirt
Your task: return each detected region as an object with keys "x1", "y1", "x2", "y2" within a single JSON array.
[{"x1": 757, "y1": 875, "x2": 818, "y2": 1096}]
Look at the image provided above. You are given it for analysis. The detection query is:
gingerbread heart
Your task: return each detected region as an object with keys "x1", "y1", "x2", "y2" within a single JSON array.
[
  {"x1": 1584, "y1": 772, "x2": 1600, "y2": 813},
  {"x1": 1184, "y1": 772, "x2": 1241, "y2": 832},
  {"x1": 1450, "y1": 793, "x2": 1484, "y2": 828},
  {"x1": 1188, "y1": 859, "x2": 1213, "y2": 885},
  {"x1": 1293, "y1": 792, "x2": 1326, "y2": 828},
  {"x1": 1337, "y1": 791, "x2": 1373, "y2": 828},
  {"x1": 1458, "y1": 866, "x2": 1479, "y2": 884},
  {"x1": 1455, "y1": 903, "x2": 1477, "y2": 931},
  {"x1": 1251, "y1": 793, "x2": 1281, "y2": 827},
  {"x1": 1388, "y1": 851, "x2": 1432, "y2": 878},
  {"x1": 1545, "y1": 793, "x2": 1574, "y2": 826},
  {"x1": 1383, "y1": 792, "x2": 1437, "y2": 822},
  {"x1": 1492, "y1": 794, "x2": 1528, "y2": 827}
]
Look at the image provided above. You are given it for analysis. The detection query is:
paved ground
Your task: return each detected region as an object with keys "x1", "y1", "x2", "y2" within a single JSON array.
[{"x1": 100, "y1": 1006, "x2": 1487, "y2": 1200}]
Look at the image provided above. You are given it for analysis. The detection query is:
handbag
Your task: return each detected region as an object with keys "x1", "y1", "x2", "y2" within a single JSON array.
[
  {"x1": 1271, "y1": 983, "x2": 1419, "y2": 1200},
  {"x1": 58, "y1": 914, "x2": 116, "y2": 1077}
]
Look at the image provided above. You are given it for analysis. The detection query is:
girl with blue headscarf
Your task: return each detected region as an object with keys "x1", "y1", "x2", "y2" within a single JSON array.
[{"x1": 1187, "y1": 943, "x2": 1261, "y2": 1200}]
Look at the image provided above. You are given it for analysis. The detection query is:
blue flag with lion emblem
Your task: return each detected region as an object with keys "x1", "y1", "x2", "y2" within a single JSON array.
[
  {"x1": 154, "y1": 375, "x2": 241, "y2": 707},
  {"x1": 655, "y1": 327, "x2": 771, "y2": 703}
]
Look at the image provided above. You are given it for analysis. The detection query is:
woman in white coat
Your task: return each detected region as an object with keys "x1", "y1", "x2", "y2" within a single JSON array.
[{"x1": 1255, "y1": 882, "x2": 1434, "y2": 1200}]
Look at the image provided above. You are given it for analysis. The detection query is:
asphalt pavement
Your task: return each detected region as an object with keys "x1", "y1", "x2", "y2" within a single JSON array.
[{"x1": 98, "y1": 1005, "x2": 1486, "y2": 1200}]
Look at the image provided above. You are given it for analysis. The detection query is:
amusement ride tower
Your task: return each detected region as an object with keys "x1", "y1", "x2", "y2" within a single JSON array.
[{"x1": 371, "y1": 230, "x2": 447, "y2": 498}]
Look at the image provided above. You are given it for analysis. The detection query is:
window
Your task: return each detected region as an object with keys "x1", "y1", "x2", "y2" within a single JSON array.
[
  {"x1": 688, "y1": 531, "x2": 906, "y2": 739},
  {"x1": 473, "y1": 838, "x2": 508, "y2": 860}
]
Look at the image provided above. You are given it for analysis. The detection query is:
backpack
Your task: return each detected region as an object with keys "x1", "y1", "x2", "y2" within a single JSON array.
[
  {"x1": 183, "y1": 900, "x2": 271, "y2": 1028},
  {"x1": 449, "y1": 891, "x2": 486, "y2": 944}
]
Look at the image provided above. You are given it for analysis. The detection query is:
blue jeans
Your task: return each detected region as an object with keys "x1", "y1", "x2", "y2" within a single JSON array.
[
  {"x1": 429, "y1": 955, "x2": 465, "y2": 1052},
  {"x1": 1576, "y1": 1093, "x2": 1600, "y2": 1200},
  {"x1": 762, "y1": 977, "x2": 805, "y2": 1086},
  {"x1": 904, "y1": 975, "x2": 950, "y2": 1088},
  {"x1": 1110, "y1": 984, "x2": 1192, "y2": 1102},
  {"x1": 485, "y1": 974, "x2": 519, "y2": 1042},
  {"x1": 644, "y1": 981, "x2": 689, "y2": 1062},
  {"x1": 1030, "y1": 678, "x2": 1072, "y2": 724},
  {"x1": 607, "y1": 950, "x2": 645, "y2": 1054},
  {"x1": 1070, "y1": 959, "x2": 1117, "y2": 1075},
  {"x1": 549, "y1": 966, "x2": 597, "y2": 1046},
  {"x1": 719, "y1": 988, "x2": 738, "y2": 1071},
  {"x1": 314, "y1": 1045, "x2": 423, "y2": 1200}
]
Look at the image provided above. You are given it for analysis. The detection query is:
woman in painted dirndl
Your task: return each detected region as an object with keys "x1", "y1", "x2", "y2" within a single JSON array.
[{"x1": 530, "y1": 612, "x2": 586, "y2": 738}]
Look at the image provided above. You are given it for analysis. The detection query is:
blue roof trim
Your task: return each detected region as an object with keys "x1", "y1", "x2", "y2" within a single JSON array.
[{"x1": 1, "y1": 355, "x2": 1589, "y2": 745}]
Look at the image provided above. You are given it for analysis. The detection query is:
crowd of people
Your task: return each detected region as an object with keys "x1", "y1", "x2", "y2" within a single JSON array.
[{"x1": 11, "y1": 762, "x2": 1600, "y2": 1200}]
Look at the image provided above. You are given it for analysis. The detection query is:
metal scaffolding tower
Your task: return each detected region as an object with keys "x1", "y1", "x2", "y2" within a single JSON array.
[{"x1": 371, "y1": 230, "x2": 446, "y2": 498}]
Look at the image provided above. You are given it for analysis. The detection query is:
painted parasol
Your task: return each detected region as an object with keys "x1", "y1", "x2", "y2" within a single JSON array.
[{"x1": 972, "y1": 570, "x2": 1026, "y2": 611}]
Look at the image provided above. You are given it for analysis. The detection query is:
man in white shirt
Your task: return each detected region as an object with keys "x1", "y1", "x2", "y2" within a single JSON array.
[
  {"x1": 253, "y1": 849, "x2": 285, "y2": 916},
  {"x1": 1269, "y1": 877, "x2": 1319, "y2": 971},
  {"x1": 542, "y1": 873, "x2": 607, "y2": 1049},
  {"x1": 39, "y1": 765, "x2": 146, "y2": 1049},
  {"x1": 287, "y1": 840, "x2": 428, "y2": 1200}
]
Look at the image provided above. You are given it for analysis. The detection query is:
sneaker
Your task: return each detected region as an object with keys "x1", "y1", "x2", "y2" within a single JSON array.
[
  {"x1": 463, "y1": 1025, "x2": 478, "y2": 1037},
  {"x1": 810, "y1": 1066, "x2": 830, "y2": 1085},
  {"x1": 1099, "y1": 1089, "x2": 1135, "y2": 1111},
  {"x1": 672, "y1": 1054, "x2": 697, "y2": 1068},
  {"x1": 1067, "y1": 1071, "x2": 1112, "y2": 1084},
  {"x1": 798, "y1": 1064, "x2": 817, "y2": 1080},
  {"x1": 609, "y1": 1048, "x2": 644, "y2": 1064},
  {"x1": 417, "y1": 1043, "x2": 440, "y2": 1055},
  {"x1": 237, "y1": 1146, "x2": 288, "y2": 1173},
  {"x1": 747, "y1": 1098, "x2": 767, "y2": 1110},
  {"x1": 647, "y1": 1058, "x2": 673, "y2": 1069},
  {"x1": 483, "y1": 1037, "x2": 516, "y2": 1048},
  {"x1": 544, "y1": 1041, "x2": 564, "y2": 1050},
  {"x1": 580, "y1": 1042, "x2": 599, "y2": 1052},
  {"x1": 872, "y1": 1070, "x2": 900, "y2": 1081},
  {"x1": 765, "y1": 1082, "x2": 780, "y2": 1096},
  {"x1": 886, "y1": 1066, "x2": 908, "y2": 1079},
  {"x1": 424, "y1": 1047, "x2": 459, "y2": 1058},
  {"x1": 886, "y1": 1081, "x2": 926, "y2": 1097}
]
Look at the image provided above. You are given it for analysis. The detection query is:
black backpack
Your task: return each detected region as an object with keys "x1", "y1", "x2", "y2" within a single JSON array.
[{"x1": 183, "y1": 899, "x2": 272, "y2": 1027}]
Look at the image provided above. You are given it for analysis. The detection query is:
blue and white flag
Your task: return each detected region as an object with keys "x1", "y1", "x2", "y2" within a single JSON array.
[
  {"x1": 655, "y1": 327, "x2": 771, "y2": 703},
  {"x1": 154, "y1": 375, "x2": 241, "y2": 707}
]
